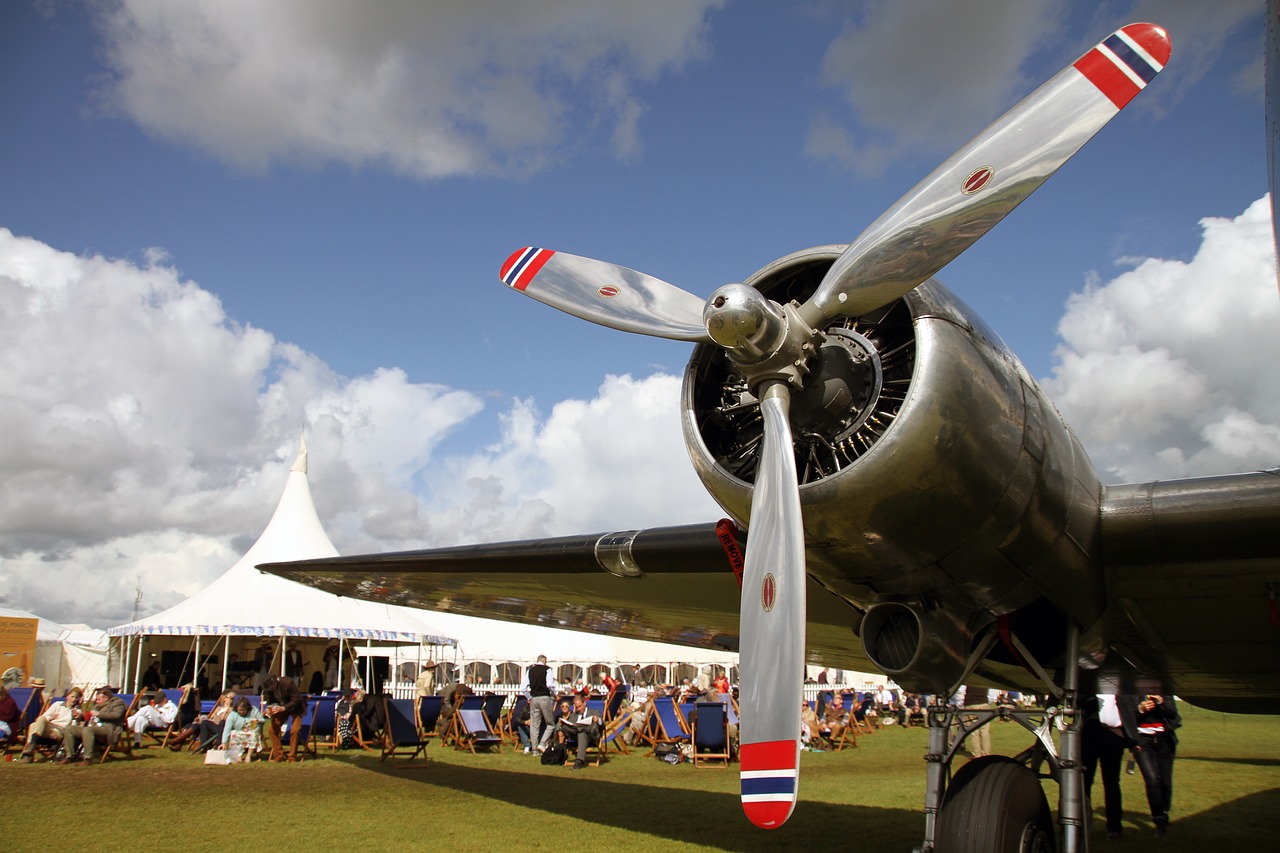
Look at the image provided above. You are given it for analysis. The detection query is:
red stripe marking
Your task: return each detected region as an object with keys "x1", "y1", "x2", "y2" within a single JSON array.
[
  {"x1": 499, "y1": 247, "x2": 529, "y2": 281},
  {"x1": 1074, "y1": 48, "x2": 1140, "y2": 109},
  {"x1": 740, "y1": 739, "x2": 797, "y2": 772}
]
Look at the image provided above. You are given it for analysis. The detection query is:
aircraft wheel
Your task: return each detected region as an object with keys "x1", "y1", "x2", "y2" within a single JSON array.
[{"x1": 935, "y1": 756, "x2": 1055, "y2": 853}]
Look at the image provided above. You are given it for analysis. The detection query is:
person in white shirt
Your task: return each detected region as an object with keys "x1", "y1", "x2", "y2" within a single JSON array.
[
  {"x1": 16, "y1": 687, "x2": 85, "y2": 762},
  {"x1": 127, "y1": 691, "x2": 179, "y2": 746}
]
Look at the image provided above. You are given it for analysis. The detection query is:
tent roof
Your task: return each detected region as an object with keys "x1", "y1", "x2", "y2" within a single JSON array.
[{"x1": 108, "y1": 440, "x2": 455, "y2": 646}]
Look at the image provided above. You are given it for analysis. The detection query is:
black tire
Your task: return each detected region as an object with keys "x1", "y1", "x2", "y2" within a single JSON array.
[{"x1": 935, "y1": 755, "x2": 1056, "y2": 853}]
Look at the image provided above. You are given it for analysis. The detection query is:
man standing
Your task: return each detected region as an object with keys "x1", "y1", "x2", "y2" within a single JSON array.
[
  {"x1": 520, "y1": 654, "x2": 555, "y2": 754},
  {"x1": 1082, "y1": 693, "x2": 1140, "y2": 841},
  {"x1": 415, "y1": 660, "x2": 436, "y2": 699},
  {"x1": 261, "y1": 674, "x2": 307, "y2": 762}
]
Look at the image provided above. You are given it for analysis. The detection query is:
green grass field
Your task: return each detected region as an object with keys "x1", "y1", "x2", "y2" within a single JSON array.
[{"x1": 6, "y1": 704, "x2": 1277, "y2": 851}]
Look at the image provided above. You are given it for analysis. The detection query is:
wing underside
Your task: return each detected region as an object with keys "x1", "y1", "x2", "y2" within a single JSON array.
[{"x1": 260, "y1": 521, "x2": 873, "y2": 671}]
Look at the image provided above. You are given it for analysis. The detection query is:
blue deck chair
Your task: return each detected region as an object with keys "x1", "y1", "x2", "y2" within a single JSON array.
[
  {"x1": 455, "y1": 708, "x2": 503, "y2": 754},
  {"x1": 280, "y1": 698, "x2": 316, "y2": 757},
  {"x1": 646, "y1": 696, "x2": 691, "y2": 756},
  {"x1": 140, "y1": 687, "x2": 189, "y2": 748},
  {"x1": 585, "y1": 698, "x2": 606, "y2": 719},
  {"x1": 499, "y1": 695, "x2": 527, "y2": 747},
  {"x1": 417, "y1": 695, "x2": 444, "y2": 741},
  {"x1": 310, "y1": 695, "x2": 339, "y2": 751},
  {"x1": 604, "y1": 686, "x2": 628, "y2": 721},
  {"x1": 691, "y1": 701, "x2": 731, "y2": 767},
  {"x1": 1, "y1": 687, "x2": 43, "y2": 756},
  {"x1": 381, "y1": 697, "x2": 430, "y2": 767},
  {"x1": 601, "y1": 707, "x2": 634, "y2": 756},
  {"x1": 442, "y1": 693, "x2": 484, "y2": 747},
  {"x1": 481, "y1": 693, "x2": 506, "y2": 730}
]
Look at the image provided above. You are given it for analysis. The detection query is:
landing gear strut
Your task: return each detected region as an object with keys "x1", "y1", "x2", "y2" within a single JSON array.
[{"x1": 915, "y1": 622, "x2": 1088, "y2": 853}]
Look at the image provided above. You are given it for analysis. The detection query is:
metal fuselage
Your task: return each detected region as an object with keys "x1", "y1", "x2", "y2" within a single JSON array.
[{"x1": 682, "y1": 246, "x2": 1105, "y2": 694}]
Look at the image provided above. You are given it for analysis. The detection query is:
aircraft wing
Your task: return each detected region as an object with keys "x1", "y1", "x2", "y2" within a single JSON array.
[{"x1": 260, "y1": 520, "x2": 876, "y2": 672}]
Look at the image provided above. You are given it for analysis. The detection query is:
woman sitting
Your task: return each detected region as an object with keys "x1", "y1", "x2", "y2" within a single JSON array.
[
  {"x1": 169, "y1": 689, "x2": 236, "y2": 752},
  {"x1": 220, "y1": 696, "x2": 263, "y2": 761}
]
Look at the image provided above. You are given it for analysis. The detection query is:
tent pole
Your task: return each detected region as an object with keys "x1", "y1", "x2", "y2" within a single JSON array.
[
  {"x1": 134, "y1": 638, "x2": 146, "y2": 693},
  {"x1": 194, "y1": 634, "x2": 201, "y2": 694},
  {"x1": 221, "y1": 635, "x2": 230, "y2": 693},
  {"x1": 365, "y1": 638, "x2": 372, "y2": 693},
  {"x1": 122, "y1": 635, "x2": 132, "y2": 692}
]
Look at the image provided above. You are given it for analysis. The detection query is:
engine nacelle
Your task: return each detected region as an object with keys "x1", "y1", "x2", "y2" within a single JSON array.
[{"x1": 681, "y1": 247, "x2": 1107, "y2": 688}]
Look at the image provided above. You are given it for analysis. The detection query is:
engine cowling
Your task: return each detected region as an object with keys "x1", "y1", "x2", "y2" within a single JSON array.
[{"x1": 681, "y1": 246, "x2": 1107, "y2": 691}]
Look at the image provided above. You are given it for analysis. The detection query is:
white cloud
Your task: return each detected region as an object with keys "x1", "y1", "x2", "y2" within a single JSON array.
[
  {"x1": 0, "y1": 229, "x2": 720, "y2": 627},
  {"x1": 91, "y1": 0, "x2": 724, "y2": 178},
  {"x1": 1043, "y1": 195, "x2": 1280, "y2": 482},
  {"x1": 806, "y1": 0, "x2": 1258, "y2": 177}
]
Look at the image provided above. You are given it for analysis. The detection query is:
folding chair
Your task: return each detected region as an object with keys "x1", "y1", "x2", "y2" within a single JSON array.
[
  {"x1": 442, "y1": 694, "x2": 483, "y2": 748},
  {"x1": 604, "y1": 685, "x2": 628, "y2": 721},
  {"x1": 381, "y1": 698, "x2": 430, "y2": 767},
  {"x1": 98, "y1": 693, "x2": 138, "y2": 763},
  {"x1": 498, "y1": 695, "x2": 527, "y2": 747},
  {"x1": 600, "y1": 709, "x2": 634, "y2": 756},
  {"x1": 645, "y1": 696, "x2": 691, "y2": 756},
  {"x1": 147, "y1": 687, "x2": 189, "y2": 748},
  {"x1": 691, "y1": 701, "x2": 731, "y2": 767},
  {"x1": 454, "y1": 708, "x2": 503, "y2": 754},
  {"x1": 1, "y1": 686, "x2": 43, "y2": 757},
  {"x1": 481, "y1": 693, "x2": 506, "y2": 731},
  {"x1": 310, "y1": 695, "x2": 340, "y2": 752},
  {"x1": 417, "y1": 695, "x2": 443, "y2": 742}
]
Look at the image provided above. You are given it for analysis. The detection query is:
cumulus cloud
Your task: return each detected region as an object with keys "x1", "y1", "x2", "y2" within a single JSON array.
[
  {"x1": 1043, "y1": 195, "x2": 1280, "y2": 482},
  {"x1": 807, "y1": 0, "x2": 1257, "y2": 177},
  {"x1": 91, "y1": 0, "x2": 723, "y2": 178},
  {"x1": 0, "y1": 229, "x2": 719, "y2": 626}
]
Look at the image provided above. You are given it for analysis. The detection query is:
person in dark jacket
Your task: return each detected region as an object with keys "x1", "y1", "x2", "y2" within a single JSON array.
[
  {"x1": 1120, "y1": 693, "x2": 1181, "y2": 836},
  {"x1": 261, "y1": 675, "x2": 307, "y2": 762}
]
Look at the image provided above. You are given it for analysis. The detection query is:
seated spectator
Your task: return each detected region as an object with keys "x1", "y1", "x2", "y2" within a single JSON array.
[
  {"x1": 16, "y1": 687, "x2": 85, "y2": 762},
  {"x1": 221, "y1": 696, "x2": 263, "y2": 760},
  {"x1": 434, "y1": 682, "x2": 474, "y2": 737},
  {"x1": 556, "y1": 693, "x2": 602, "y2": 769},
  {"x1": 127, "y1": 690, "x2": 179, "y2": 747},
  {"x1": 60, "y1": 686, "x2": 127, "y2": 764},
  {"x1": 170, "y1": 689, "x2": 236, "y2": 751},
  {"x1": 0, "y1": 685, "x2": 20, "y2": 744},
  {"x1": 800, "y1": 700, "x2": 823, "y2": 749}
]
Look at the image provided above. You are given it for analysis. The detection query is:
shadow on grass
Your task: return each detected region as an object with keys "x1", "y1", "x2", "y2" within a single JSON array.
[
  {"x1": 359, "y1": 758, "x2": 920, "y2": 851},
  {"x1": 1183, "y1": 756, "x2": 1280, "y2": 768}
]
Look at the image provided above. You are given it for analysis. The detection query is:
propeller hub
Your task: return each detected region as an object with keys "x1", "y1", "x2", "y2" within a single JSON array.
[{"x1": 703, "y1": 284, "x2": 785, "y2": 357}]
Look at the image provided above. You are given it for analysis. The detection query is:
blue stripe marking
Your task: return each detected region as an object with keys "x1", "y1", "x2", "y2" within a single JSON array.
[
  {"x1": 1103, "y1": 34, "x2": 1157, "y2": 84},
  {"x1": 502, "y1": 247, "x2": 540, "y2": 286},
  {"x1": 741, "y1": 776, "x2": 797, "y2": 797}
]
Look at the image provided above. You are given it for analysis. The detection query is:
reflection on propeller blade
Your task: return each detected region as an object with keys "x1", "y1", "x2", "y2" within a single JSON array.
[
  {"x1": 738, "y1": 383, "x2": 806, "y2": 829},
  {"x1": 804, "y1": 22, "x2": 1171, "y2": 322},
  {"x1": 499, "y1": 247, "x2": 712, "y2": 342}
]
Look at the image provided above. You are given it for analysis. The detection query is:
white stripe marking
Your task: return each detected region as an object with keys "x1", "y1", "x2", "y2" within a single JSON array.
[
  {"x1": 1115, "y1": 29, "x2": 1164, "y2": 73},
  {"x1": 741, "y1": 769, "x2": 798, "y2": 780},
  {"x1": 1098, "y1": 44, "x2": 1147, "y2": 89}
]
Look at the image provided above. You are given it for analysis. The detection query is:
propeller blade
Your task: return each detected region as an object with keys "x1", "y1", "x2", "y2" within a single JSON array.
[
  {"x1": 738, "y1": 381, "x2": 807, "y2": 830},
  {"x1": 499, "y1": 247, "x2": 712, "y2": 342},
  {"x1": 804, "y1": 22, "x2": 1172, "y2": 322}
]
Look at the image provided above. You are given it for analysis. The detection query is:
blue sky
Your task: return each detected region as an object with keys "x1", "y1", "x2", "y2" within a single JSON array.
[{"x1": 2, "y1": 0, "x2": 1276, "y2": 627}]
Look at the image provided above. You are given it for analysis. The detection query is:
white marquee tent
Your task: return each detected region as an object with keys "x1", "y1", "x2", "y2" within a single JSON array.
[
  {"x1": 107, "y1": 439, "x2": 456, "y2": 693},
  {"x1": 0, "y1": 605, "x2": 109, "y2": 691}
]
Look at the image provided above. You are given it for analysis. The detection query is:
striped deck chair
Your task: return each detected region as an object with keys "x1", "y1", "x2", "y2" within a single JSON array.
[
  {"x1": 146, "y1": 687, "x2": 189, "y2": 748},
  {"x1": 646, "y1": 696, "x2": 691, "y2": 756},
  {"x1": 455, "y1": 708, "x2": 503, "y2": 754},
  {"x1": 381, "y1": 697, "x2": 429, "y2": 767},
  {"x1": 691, "y1": 701, "x2": 731, "y2": 767},
  {"x1": 1, "y1": 686, "x2": 43, "y2": 756},
  {"x1": 417, "y1": 695, "x2": 444, "y2": 742}
]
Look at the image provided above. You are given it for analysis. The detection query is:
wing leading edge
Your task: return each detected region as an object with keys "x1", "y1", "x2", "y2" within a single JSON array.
[{"x1": 259, "y1": 520, "x2": 874, "y2": 671}]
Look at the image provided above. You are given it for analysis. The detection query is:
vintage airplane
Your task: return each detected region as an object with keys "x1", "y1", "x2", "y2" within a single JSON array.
[{"x1": 263, "y1": 22, "x2": 1280, "y2": 853}]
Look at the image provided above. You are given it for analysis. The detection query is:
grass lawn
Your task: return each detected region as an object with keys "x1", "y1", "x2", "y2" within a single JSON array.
[{"x1": 5, "y1": 704, "x2": 1277, "y2": 851}]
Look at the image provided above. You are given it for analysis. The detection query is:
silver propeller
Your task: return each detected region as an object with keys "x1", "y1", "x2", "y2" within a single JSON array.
[{"x1": 496, "y1": 21, "x2": 1171, "y2": 830}]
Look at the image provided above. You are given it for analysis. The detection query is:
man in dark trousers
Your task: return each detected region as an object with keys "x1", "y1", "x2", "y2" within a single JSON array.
[
  {"x1": 557, "y1": 693, "x2": 602, "y2": 769},
  {"x1": 521, "y1": 654, "x2": 555, "y2": 754},
  {"x1": 1121, "y1": 693, "x2": 1181, "y2": 837},
  {"x1": 261, "y1": 674, "x2": 308, "y2": 762},
  {"x1": 1082, "y1": 693, "x2": 1141, "y2": 840}
]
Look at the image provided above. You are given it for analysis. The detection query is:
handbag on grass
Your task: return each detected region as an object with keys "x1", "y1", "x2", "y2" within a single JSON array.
[{"x1": 204, "y1": 749, "x2": 228, "y2": 765}]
